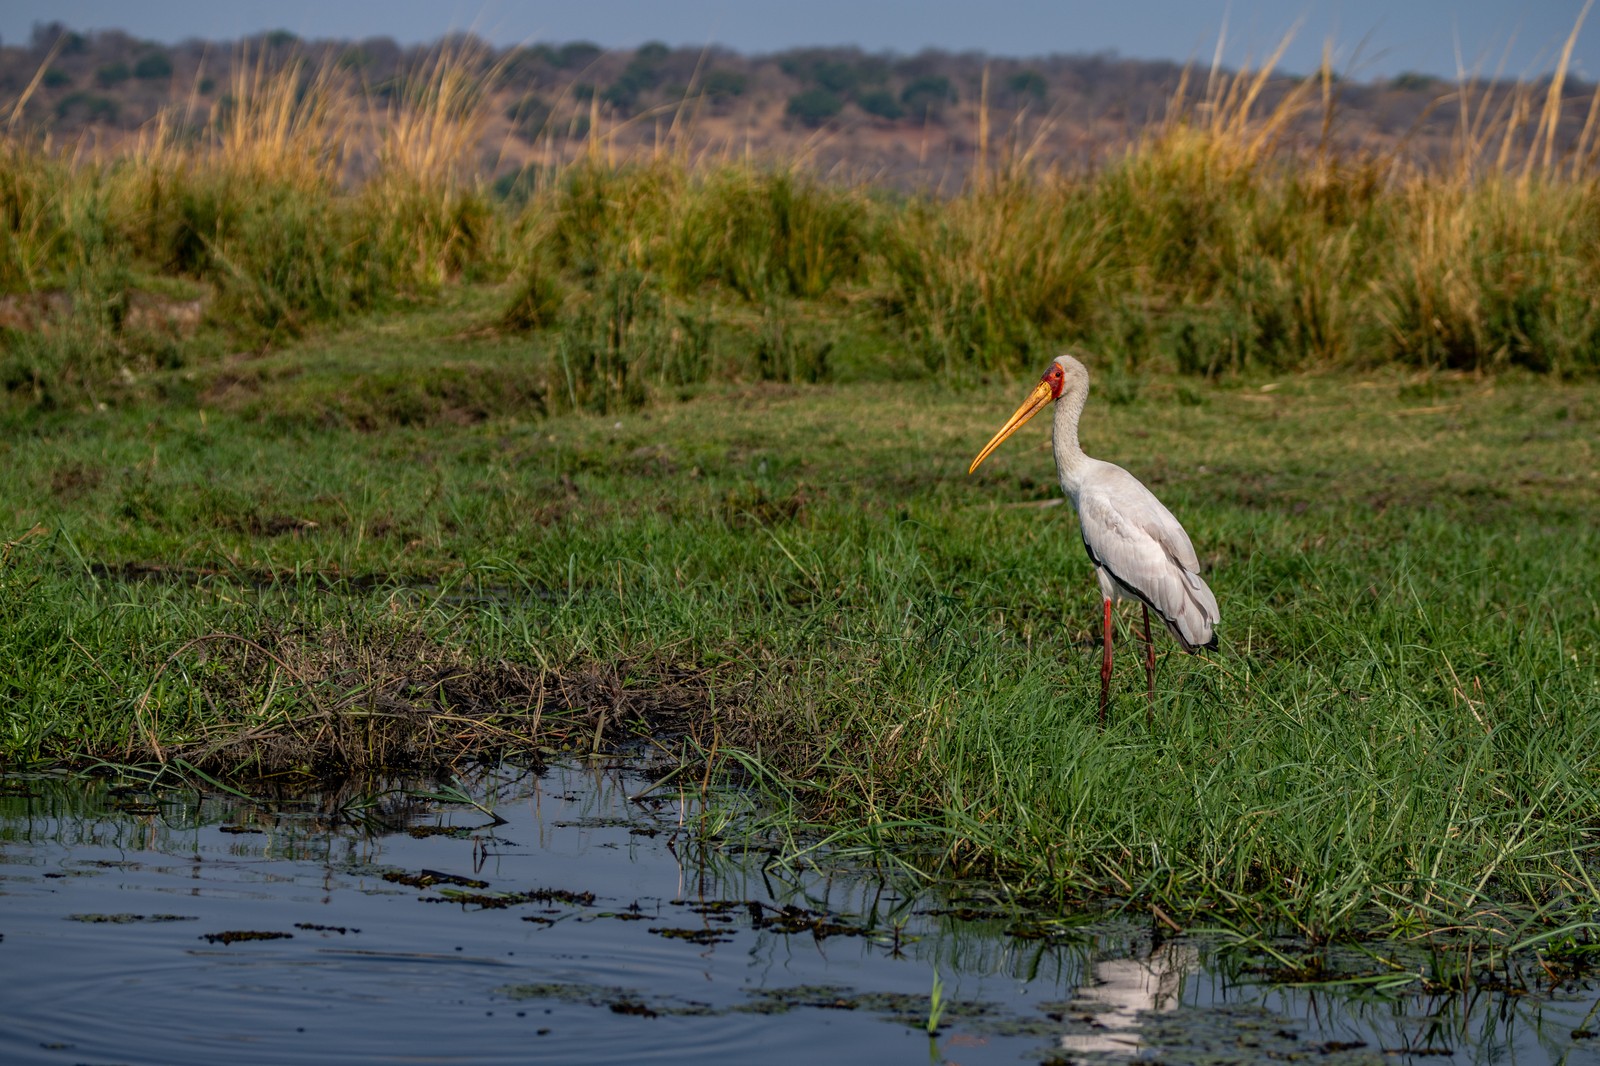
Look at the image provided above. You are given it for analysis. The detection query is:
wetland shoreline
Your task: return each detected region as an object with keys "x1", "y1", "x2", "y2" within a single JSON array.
[{"x1": 4, "y1": 360, "x2": 1598, "y2": 947}]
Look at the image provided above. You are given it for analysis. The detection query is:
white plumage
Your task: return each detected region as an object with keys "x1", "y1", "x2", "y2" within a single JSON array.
[{"x1": 969, "y1": 354, "x2": 1219, "y2": 719}]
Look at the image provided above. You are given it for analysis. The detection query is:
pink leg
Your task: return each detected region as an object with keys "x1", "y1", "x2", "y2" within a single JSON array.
[
  {"x1": 1100, "y1": 598, "x2": 1113, "y2": 726},
  {"x1": 1141, "y1": 604, "x2": 1156, "y2": 727}
]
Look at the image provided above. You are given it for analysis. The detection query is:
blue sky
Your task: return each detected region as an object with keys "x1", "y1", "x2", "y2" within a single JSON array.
[{"x1": 2, "y1": 1, "x2": 1594, "y2": 81}]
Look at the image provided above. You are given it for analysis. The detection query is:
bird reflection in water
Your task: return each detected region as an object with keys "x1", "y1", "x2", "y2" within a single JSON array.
[{"x1": 1058, "y1": 941, "x2": 1197, "y2": 1055}]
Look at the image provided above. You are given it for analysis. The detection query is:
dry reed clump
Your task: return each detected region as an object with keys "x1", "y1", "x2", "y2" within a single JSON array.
[
  {"x1": 358, "y1": 40, "x2": 504, "y2": 291},
  {"x1": 661, "y1": 165, "x2": 871, "y2": 301},
  {"x1": 2, "y1": 38, "x2": 501, "y2": 350},
  {"x1": 0, "y1": 144, "x2": 80, "y2": 291},
  {"x1": 1372, "y1": 175, "x2": 1600, "y2": 371},
  {"x1": 496, "y1": 158, "x2": 878, "y2": 410},
  {"x1": 126, "y1": 622, "x2": 725, "y2": 778},
  {"x1": 880, "y1": 174, "x2": 1108, "y2": 375},
  {"x1": 872, "y1": 17, "x2": 1600, "y2": 376}
]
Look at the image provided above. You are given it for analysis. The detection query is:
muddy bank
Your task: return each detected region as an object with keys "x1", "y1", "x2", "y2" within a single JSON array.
[{"x1": 122, "y1": 622, "x2": 731, "y2": 777}]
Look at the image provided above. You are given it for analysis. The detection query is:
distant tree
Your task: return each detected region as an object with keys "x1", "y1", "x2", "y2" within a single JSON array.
[
  {"x1": 901, "y1": 74, "x2": 956, "y2": 116},
  {"x1": 892, "y1": 51, "x2": 950, "y2": 81},
  {"x1": 134, "y1": 52, "x2": 173, "y2": 80},
  {"x1": 602, "y1": 67, "x2": 654, "y2": 112},
  {"x1": 779, "y1": 48, "x2": 889, "y2": 99},
  {"x1": 1008, "y1": 69, "x2": 1047, "y2": 102},
  {"x1": 600, "y1": 82, "x2": 634, "y2": 111},
  {"x1": 1390, "y1": 71, "x2": 1436, "y2": 92},
  {"x1": 356, "y1": 37, "x2": 403, "y2": 71},
  {"x1": 812, "y1": 61, "x2": 859, "y2": 94},
  {"x1": 503, "y1": 45, "x2": 556, "y2": 87},
  {"x1": 32, "y1": 21, "x2": 86, "y2": 54},
  {"x1": 602, "y1": 47, "x2": 672, "y2": 113},
  {"x1": 856, "y1": 89, "x2": 903, "y2": 121},
  {"x1": 512, "y1": 43, "x2": 557, "y2": 65},
  {"x1": 703, "y1": 68, "x2": 747, "y2": 100},
  {"x1": 42, "y1": 67, "x2": 71, "y2": 88},
  {"x1": 636, "y1": 41, "x2": 671, "y2": 64},
  {"x1": 57, "y1": 91, "x2": 119, "y2": 123},
  {"x1": 556, "y1": 42, "x2": 603, "y2": 70},
  {"x1": 96, "y1": 62, "x2": 131, "y2": 88},
  {"x1": 786, "y1": 88, "x2": 843, "y2": 127},
  {"x1": 264, "y1": 30, "x2": 299, "y2": 49},
  {"x1": 506, "y1": 94, "x2": 552, "y2": 140},
  {"x1": 853, "y1": 56, "x2": 892, "y2": 87}
]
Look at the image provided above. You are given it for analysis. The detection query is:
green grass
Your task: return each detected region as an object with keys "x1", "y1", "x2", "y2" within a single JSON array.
[
  {"x1": 5, "y1": 39, "x2": 1599, "y2": 945},
  {"x1": 1, "y1": 294, "x2": 1596, "y2": 941}
]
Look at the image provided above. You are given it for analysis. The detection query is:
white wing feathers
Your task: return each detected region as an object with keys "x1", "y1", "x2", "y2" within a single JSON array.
[{"x1": 1073, "y1": 462, "x2": 1219, "y2": 652}]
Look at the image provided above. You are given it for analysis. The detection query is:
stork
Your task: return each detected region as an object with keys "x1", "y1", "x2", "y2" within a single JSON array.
[{"x1": 969, "y1": 354, "x2": 1219, "y2": 722}]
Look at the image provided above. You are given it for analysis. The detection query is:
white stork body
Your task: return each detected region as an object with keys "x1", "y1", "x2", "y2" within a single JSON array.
[{"x1": 970, "y1": 354, "x2": 1219, "y2": 720}]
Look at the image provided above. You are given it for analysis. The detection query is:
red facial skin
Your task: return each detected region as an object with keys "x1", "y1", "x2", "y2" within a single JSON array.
[{"x1": 1042, "y1": 362, "x2": 1065, "y2": 399}]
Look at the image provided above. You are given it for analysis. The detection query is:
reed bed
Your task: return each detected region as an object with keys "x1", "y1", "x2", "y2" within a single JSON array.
[{"x1": 4, "y1": 32, "x2": 1600, "y2": 415}]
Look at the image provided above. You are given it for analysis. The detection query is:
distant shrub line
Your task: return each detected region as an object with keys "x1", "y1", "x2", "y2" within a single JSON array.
[{"x1": 3, "y1": 45, "x2": 1598, "y2": 412}]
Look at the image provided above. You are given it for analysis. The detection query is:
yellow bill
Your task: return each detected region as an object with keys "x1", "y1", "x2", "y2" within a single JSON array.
[{"x1": 968, "y1": 380, "x2": 1054, "y2": 474}]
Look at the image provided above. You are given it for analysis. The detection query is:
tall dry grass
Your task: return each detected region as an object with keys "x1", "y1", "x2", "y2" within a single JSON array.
[
  {"x1": 360, "y1": 40, "x2": 501, "y2": 291},
  {"x1": 876, "y1": 12, "x2": 1600, "y2": 376},
  {"x1": 3, "y1": 19, "x2": 1600, "y2": 412}
]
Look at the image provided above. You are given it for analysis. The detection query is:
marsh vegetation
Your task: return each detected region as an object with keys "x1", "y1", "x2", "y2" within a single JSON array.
[{"x1": 1, "y1": 28, "x2": 1598, "y2": 952}]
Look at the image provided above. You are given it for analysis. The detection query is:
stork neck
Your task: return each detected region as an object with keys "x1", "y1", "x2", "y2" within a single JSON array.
[{"x1": 1051, "y1": 385, "x2": 1089, "y2": 491}]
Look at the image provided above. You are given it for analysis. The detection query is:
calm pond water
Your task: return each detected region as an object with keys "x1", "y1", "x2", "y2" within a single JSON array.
[{"x1": 0, "y1": 760, "x2": 1595, "y2": 1065}]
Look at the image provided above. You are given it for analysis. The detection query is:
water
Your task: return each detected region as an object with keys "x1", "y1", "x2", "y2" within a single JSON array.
[{"x1": 0, "y1": 763, "x2": 1595, "y2": 1065}]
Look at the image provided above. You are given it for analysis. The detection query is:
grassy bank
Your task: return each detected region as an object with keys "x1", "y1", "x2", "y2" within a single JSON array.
[
  {"x1": 3, "y1": 44, "x2": 1599, "y2": 940},
  {"x1": 2, "y1": 292, "x2": 1597, "y2": 939}
]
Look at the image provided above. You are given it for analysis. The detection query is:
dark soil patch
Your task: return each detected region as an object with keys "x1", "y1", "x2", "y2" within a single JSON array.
[
  {"x1": 84, "y1": 561, "x2": 398, "y2": 592},
  {"x1": 49, "y1": 461, "x2": 106, "y2": 499},
  {"x1": 127, "y1": 622, "x2": 726, "y2": 779}
]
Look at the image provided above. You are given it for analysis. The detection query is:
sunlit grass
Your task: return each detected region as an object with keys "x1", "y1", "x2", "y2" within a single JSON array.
[
  {"x1": 1, "y1": 293, "x2": 1596, "y2": 934},
  {"x1": 2, "y1": 25, "x2": 1599, "y2": 940}
]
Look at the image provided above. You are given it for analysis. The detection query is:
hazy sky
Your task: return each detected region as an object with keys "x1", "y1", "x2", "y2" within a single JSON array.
[{"x1": 2, "y1": 1, "x2": 1594, "y2": 81}]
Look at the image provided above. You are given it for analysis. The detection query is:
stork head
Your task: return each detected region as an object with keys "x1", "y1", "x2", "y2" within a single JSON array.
[{"x1": 968, "y1": 354, "x2": 1087, "y2": 474}]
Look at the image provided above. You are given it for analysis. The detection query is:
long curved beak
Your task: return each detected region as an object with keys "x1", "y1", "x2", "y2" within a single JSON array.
[{"x1": 968, "y1": 380, "x2": 1054, "y2": 474}]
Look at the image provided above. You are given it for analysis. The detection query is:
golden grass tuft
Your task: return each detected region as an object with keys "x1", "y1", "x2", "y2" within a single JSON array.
[{"x1": 359, "y1": 40, "x2": 504, "y2": 290}]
